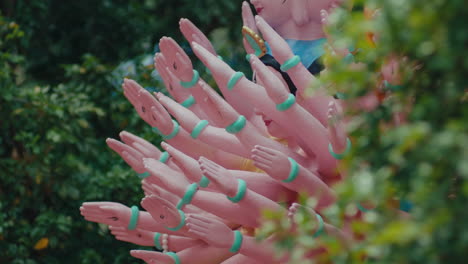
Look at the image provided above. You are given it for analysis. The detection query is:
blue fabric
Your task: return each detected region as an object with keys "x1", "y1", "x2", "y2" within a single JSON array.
[{"x1": 266, "y1": 38, "x2": 327, "y2": 68}]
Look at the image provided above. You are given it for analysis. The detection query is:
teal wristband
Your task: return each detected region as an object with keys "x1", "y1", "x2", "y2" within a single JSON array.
[
  {"x1": 229, "y1": 230, "x2": 243, "y2": 253},
  {"x1": 328, "y1": 138, "x2": 352, "y2": 160},
  {"x1": 282, "y1": 157, "x2": 299, "y2": 183},
  {"x1": 280, "y1": 55, "x2": 301, "y2": 72},
  {"x1": 159, "y1": 152, "x2": 170, "y2": 164},
  {"x1": 128, "y1": 206, "x2": 139, "y2": 230},
  {"x1": 165, "y1": 210, "x2": 186, "y2": 231},
  {"x1": 276, "y1": 94, "x2": 296, "y2": 111},
  {"x1": 137, "y1": 171, "x2": 150, "y2": 179},
  {"x1": 227, "y1": 179, "x2": 247, "y2": 203},
  {"x1": 225, "y1": 115, "x2": 246, "y2": 134},
  {"x1": 245, "y1": 54, "x2": 251, "y2": 62},
  {"x1": 384, "y1": 80, "x2": 403, "y2": 91},
  {"x1": 153, "y1": 120, "x2": 180, "y2": 140},
  {"x1": 227, "y1": 72, "x2": 245, "y2": 91},
  {"x1": 176, "y1": 183, "x2": 198, "y2": 210},
  {"x1": 181, "y1": 95, "x2": 196, "y2": 108},
  {"x1": 357, "y1": 203, "x2": 372, "y2": 213},
  {"x1": 154, "y1": 233, "x2": 162, "y2": 250},
  {"x1": 180, "y1": 70, "x2": 199, "y2": 88},
  {"x1": 198, "y1": 175, "x2": 210, "y2": 188},
  {"x1": 191, "y1": 120, "x2": 209, "y2": 139},
  {"x1": 312, "y1": 213, "x2": 324, "y2": 238},
  {"x1": 165, "y1": 252, "x2": 181, "y2": 264}
]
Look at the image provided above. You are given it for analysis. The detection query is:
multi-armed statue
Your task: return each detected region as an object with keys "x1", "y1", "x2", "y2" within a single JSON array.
[{"x1": 80, "y1": 1, "x2": 403, "y2": 263}]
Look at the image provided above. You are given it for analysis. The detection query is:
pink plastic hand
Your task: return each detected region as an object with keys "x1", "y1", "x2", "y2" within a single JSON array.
[
  {"x1": 186, "y1": 214, "x2": 234, "y2": 249},
  {"x1": 242, "y1": 1, "x2": 258, "y2": 54},
  {"x1": 154, "y1": 52, "x2": 192, "y2": 102},
  {"x1": 106, "y1": 138, "x2": 146, "y2": 173},
  {"x1": 142, "y1": 157, "x2": 189, "y2": 192},
  {"x1": 161, "y1": 142, "x2": 204, "y2": 183},
  {"x1": 141, "y1": 195, "x2": 186, "y2": 231},
  {"x1": 180, "y1": 18, "x2": 217, "y2": 56},
  {"x1": 198, "y1": 157, "x2": 239, "y2": 197},
  {"x1": 159, "y1": 37, "x2": 196, "y2": 83},
  {"x1": 327, "y1": 101, "x2": 347, "y2": 153},
  {"x1": 80, "y1": 202, "x2": 131, "y2": 227},
  {"x1": 130, "y1": 250, "x2": 173, "y2": 264},
  {"x1": 251, "y1": 145, "x2": 290, "y2": 181},
  {"x1": 155, "y1": 92, "x2": 201, "y2": 132},
  {"x1": 249, "y1": 55, "x2": 290, "y2": 104},
  {"x1": 119, "y1": 131, "x2": 162, "y2": 160},
  {"x1": 141, "y1": 180, "x2": 180, "y2": 206},
  {"x1": 109, "y1": 226, "x2": 154, "y2": 246}
]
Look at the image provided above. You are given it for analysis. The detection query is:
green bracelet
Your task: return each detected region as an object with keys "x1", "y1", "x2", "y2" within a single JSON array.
[
  {"x1": 176, "y1": 183, "x2": 198, "y2": 210},
  {"x1": 229, "y1": 230, "x2": 243, "y2": 253},
  {"x1": 180, "y1": 70, "x2": 199, "y2": 88},
  {"x1": 384, "y1": 80, "x2": 403, "y2": 91},
  {"x1": 165, "y1": 210, "x2": 186, "y2": 231},
  {"x1": 128, "y1": 205, "x2": 139, "y2": 230},
  {"x1": 312, "y1": 213, "x2": 324, "y2": 238},
  {"x1": 198, "y1": 175, "x2": 210, "y2": 188},
  {"x1": 225, "y1": 115, "x2": 246, "y2": 134},
  {"x1": 154, "y1": 232, "x2": 162, "y2": 250},
  {"x1": 181, "y1": 95, "x2": 196, "y2": 108},
  {"x1": 159, "y1": 152, "x2": 170, "y2": 164},
  {"x1": 280, "y1": 55, "x2": 301, "y2": 72},
  {"x1": 190, "y1": 120, "x2": 209, "y2": 139},
  {"x1": 282, "y1": 157, "x2": 299, "y2": 183},
  {"x1": 357, "y1": 202, "x2": 372, "y2": 213},
  {"x1": 153, "y1": 120, "x2": 180, "y2": 140},
  {"x1": 165, "y1": 252, "x2": 181, "y2": 264},
  {"x1": 227, "y1": 179, "x2": 247, "y2": 203},
  {"x1": 137, "y1": 171, "x2": 150, "y2": 179},
  {"x1": 276, "y1": 94, "x2": 296, "y2": 111},
  {"x1": 227, "y1": 72, "x2": 245, "y2": 91},
  {"x1": 328, "y1": 138, "x2": 352, "y2": 160}
]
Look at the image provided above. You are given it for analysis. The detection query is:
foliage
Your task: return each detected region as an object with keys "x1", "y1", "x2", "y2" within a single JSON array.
[
  {"x1": 260, "y1": 0, "x2": 468, "y2": 263},
  {"x1": 0, "y1": 0, "x2": 245, "y2": 262}
]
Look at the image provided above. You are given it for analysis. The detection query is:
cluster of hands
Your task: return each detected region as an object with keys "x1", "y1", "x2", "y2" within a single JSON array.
[{"x1": 80, "y1": 2, "x2": 403, "y2": 263}]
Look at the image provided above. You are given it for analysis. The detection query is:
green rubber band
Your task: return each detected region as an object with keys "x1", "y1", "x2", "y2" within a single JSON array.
[
  {"x1": 282, "y1": 157, "x2": 299, "y2": 183},
  {"x1": 153, "y1": 120, "x2": 180, "y2": 140},
  {"x1": 165, "y1": 210, "x2": 186, "y2": 231},
  {"x1": 328, "y1": 138, "x2": 352, "y2": 160},
  {"x1": 334, "y1": 92, "x2": 348, "y2": 100},
  {"x1": 180, "y1": 70, "x2": 199, "y2": 88},
  {"x1": 343, "y1": 53, "x2": 355, "y2": 65},
  {"x1": 217, "y1": 55, "x2": 224, "y2": 61},
  {"x1": 128, "y1": 206, "x2": 139, "y2": 230},
  {"x1": 176, "y1": 183, "x2": 198, "y2": 210},
  {"x1": 245, "y1": 54, "x2": 251, "y2": 62},
  {"x1": 154, "y1": 233, "x2": 162, "y2": 250},
  {"x1": 280, "y1": 55, "x2": 301, "y2": 72},
  {"x1": 181, "y1": 95, "x2": 196, "y2": 108},
  {"x1": 227, "y1": 179, "x2": 247, "y2": 203},
  {"x1": 165, "y1": 252, "x2": 181, "y2": 264},
  {"x1": 137, "y1": 171, "x2": 150, "y2": 179},
  {"x1": 227, "y1": 72, "x2": 245, "y2": 91},
  {"x1": 276, "y1": 94, "x2": 296, "y2": 111},
  {"x1": 384, "y1": 80, "x2": 403, "y2": 91},
  {"x1": 159, "y1": 152, "x2": 170, "y2": 164},
  {"x1": 229, "y1": 230, "x2": 243, "y2": 253},
  {"x1": 312, "y1": 213, "x2": 324, "y2": 238},
  {"x1": 198, "y1": 175, "x2": 210, "y2": 188},
  {"x1": 190, "y1": 120, "x2": 209, "y2": 139},
  {"x1": 357, "y1": 203, "x2": 372, "y2": 213},
  {"x1": 225, "y1": 115, "x2": 246, "y2": 134}
]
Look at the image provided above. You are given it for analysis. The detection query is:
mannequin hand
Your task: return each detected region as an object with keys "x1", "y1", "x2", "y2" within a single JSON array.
[
  {"x1": 109, "y1": 226, "x2": 154, "y2": 246},
  {"x1": 155, "y1": 92, "x2": 201, "y2": 132},
  {"x1": 141, "y1": 195, "x2": 184, "y2": 230},
  {"x1": 80, "y1": 202, "x2": 131, "y2": 227},
  {"x1": 198, "y1": 157, "x2": 238, "y2": 197},
  {"x1": 106, "y1": 138, "x2": 146, "y2": 173},
  {"x1": 180, "y1": 18, "x2": 217, "y2": 56},
  {"x1": 251, "y1": 145, "x2": 291, "y2": 181},
  {"x1": 119, "y1": 131, "x2": 162, "y2": 160},
  {"x1": 130, "y1": 250, "x2": 173, "y2": 264},
  {"x1": 154, "y1": 52, "x2": 192, "y2": 103},
  {"x1": 249, "y1": 55, "x2": 290, "y2": 104},
  {"x1": 186, "y1": 214, "x2": 234, "y2": 249},
  {"x1": 159, "y1": 37, "x2": 196, "y2": 83},
  {"x1": 242, "y1": 1, "x2": 258, "y2": 54}
]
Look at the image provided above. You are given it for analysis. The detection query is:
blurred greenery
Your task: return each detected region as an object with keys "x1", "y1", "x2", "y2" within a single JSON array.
[
  {"x1": 0, "y1": 1, "x2": 244, "y2": 263},
  {"x1": 260, "y1": 0, "x2": 468, "y2": 263}
]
